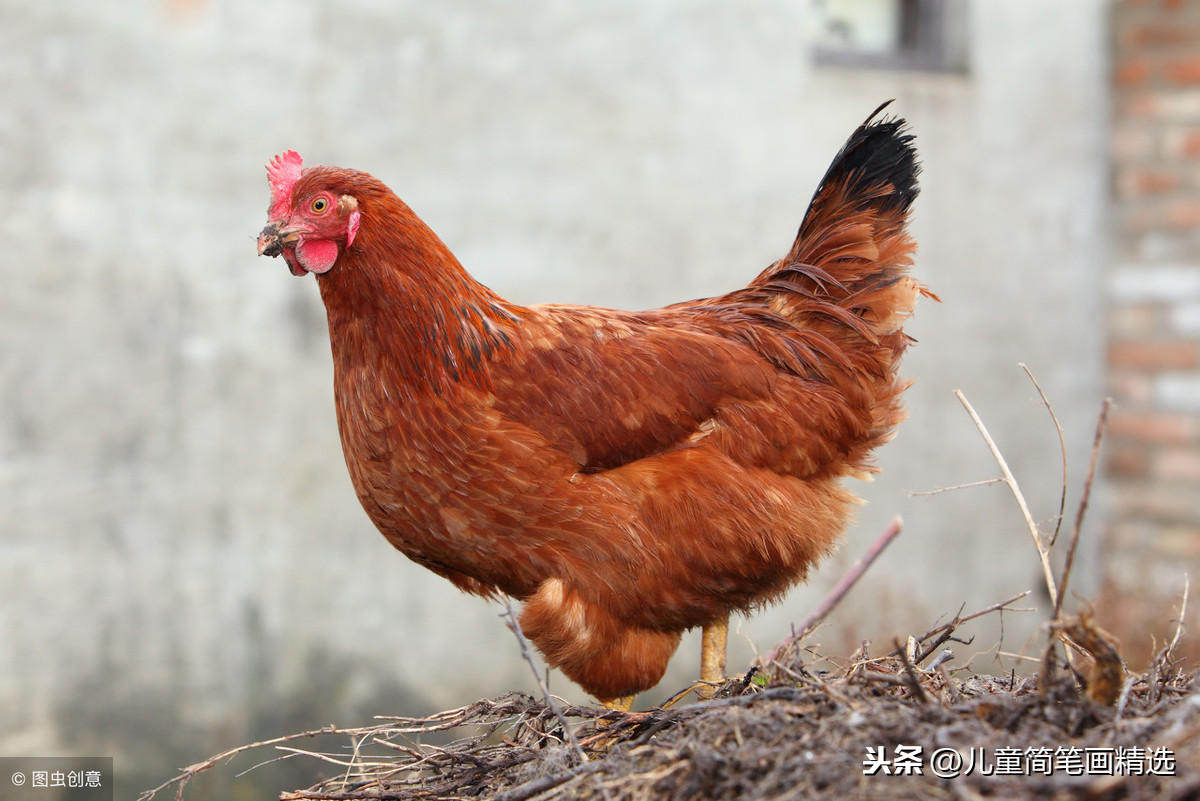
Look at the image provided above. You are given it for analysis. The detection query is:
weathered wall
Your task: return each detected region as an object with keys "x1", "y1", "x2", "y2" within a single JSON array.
[{"x1": 1, "y1": 0, "x2": 1109, "y2": 793}]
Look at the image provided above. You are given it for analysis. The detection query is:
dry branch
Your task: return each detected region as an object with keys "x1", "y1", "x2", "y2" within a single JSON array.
[
  {"x1": 764, "y1": 515, "x2": 902, "y2": 671},
  {"x1": 905, "y1": 590, "x2": 1033, "y2": 665},
  {"x1": 1055, "y1": 397, "x2": 1111, "y2": 619},
  {"x1": 501, "y1": 598, "x2": 590, "y2": 760},
  {"x1": 1166, "y1": 576, "x2": 1190, "y2": 660},
  {"x1": 1020, "y1": 363, "x2": 1068, "y2": 547},
  {"x1": 955, "y1": 388, "x2": 1059, "y2": 609}
]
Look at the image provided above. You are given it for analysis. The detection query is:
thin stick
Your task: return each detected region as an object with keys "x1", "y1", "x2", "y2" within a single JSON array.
[
  {"x1": 907, "y1": 478, "x2": 1005, "y2": 496},
  {"x1": 1054, "y1": 398, "x2": 1111, "y2": 618},
  {"x1": 271, "y1": 747, "x2": 391, "y2": 771},
  {"x1": 499, "y1": 607, "x2": 617, "y2": 801},
  {"x1": 1108, "y1": 675, "x2": 1140, "y2": 745},
  {"x1": 137, "y1": 725, "x2": 343, "y2": 801},
  {"x1": 1020, "y1": 364, "x2": 1068, "y2": 547},
  {"x1": 766, "y1": 516, "x2": 903, "y2": 664},
  {"x1": 912, "y1": 591, "x2": 1032, "y2": 646},
  {"x1": 926, "y1": 648, "x2": 955, "y2": 672},
  {"x1": 1165, "y1": 576, "x2": 1190, "y2": 660},
  {"x1": 1148, "y1": 582, "x2": 1189, "y2": 707},
  {"x1": 893, "y1": 637, "x2": 929, "y2": 703},
  {"x1": 937, "y1": 662, "x2": 961, "y2": 704},
  {"x1": 142, "y1": 695, "x2": 566, "y2": 801},
  {"x1": 500, "y1": 599, "x2": 589, "y2": 763},
  {"x1": 956, "y1": 389, "x2": 1059, "y2": 609}
]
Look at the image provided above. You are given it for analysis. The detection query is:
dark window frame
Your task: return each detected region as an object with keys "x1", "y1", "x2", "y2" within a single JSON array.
[{"x1": 813, "y1": 0, "x2": 967, "y2": 73}]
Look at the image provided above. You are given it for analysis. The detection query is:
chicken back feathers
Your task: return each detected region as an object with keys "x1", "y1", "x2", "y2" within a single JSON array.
[{"x1": 257, "y1": 103, "x2": 932, "y2": 700}]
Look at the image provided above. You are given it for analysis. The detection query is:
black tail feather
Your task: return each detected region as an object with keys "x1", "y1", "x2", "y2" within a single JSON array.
[{"x1": 804, "y1": 100, "x2": 920, "y2": 223}]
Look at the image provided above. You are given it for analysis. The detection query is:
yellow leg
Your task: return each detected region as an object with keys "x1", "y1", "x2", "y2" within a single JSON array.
[
  {"x1": 697, "y1": 616, "x2": 729, "y2": 700},
  {"x1": 600, "y1": 695, "x2": 634, "y2": 712},
  {"x1": 592, "y1": 694, "x2": 634, "y2": 749}
]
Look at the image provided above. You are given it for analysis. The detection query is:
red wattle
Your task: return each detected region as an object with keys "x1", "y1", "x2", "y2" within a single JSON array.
[{"x1": 295, "y1": 239, "x2": 339, "y2": 274}]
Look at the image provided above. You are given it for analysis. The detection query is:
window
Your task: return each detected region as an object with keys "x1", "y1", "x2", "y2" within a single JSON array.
[{"x1": 812, "y1": 0, "x2": 968, "y2": 73}]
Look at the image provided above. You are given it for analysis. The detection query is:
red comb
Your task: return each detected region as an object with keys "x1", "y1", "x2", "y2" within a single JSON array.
[{"x1": 266, "y1": 150, "x2": 304, "y2": 218}]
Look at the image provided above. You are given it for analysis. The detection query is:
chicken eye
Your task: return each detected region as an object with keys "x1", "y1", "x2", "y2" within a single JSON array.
[{"x1": 311, "y1": 197, "x2": 329, "y2": 213}]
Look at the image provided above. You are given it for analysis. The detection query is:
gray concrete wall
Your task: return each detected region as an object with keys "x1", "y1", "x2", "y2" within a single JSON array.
[{"x1": 1, "y1": 0, "x2": 1108, "y2": 791}]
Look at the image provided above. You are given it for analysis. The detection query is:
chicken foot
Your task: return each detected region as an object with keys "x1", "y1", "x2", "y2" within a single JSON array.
[{"x1": 599, "y1": 695, "x2": 635, "y2": 712}]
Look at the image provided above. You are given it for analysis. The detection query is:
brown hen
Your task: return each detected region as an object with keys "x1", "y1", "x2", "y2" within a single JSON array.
[{"x1": 256, "y1": 102, "x2": 932, "y2": 708}]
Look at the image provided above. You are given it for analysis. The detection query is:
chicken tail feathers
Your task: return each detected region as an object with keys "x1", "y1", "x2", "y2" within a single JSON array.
[
  {"x1": 802, "y1": 99, "x2": 920, "y2": 229},
  {"x1": 752, "y1": 100, "x2": 934, "y2": 342},
  {"x1": 724, "y1": 102, "x2": 934, "y2": 476}
]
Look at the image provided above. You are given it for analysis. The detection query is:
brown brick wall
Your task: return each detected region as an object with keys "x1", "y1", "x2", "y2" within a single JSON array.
[{"x1": 1103, "y1": 0, "x2": 1200, "y2": 662}]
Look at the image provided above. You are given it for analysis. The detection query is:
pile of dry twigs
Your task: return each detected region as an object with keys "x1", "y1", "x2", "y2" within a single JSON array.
[
  {"x1": 139, "y1": 604, "x2": 1199, "y2": 801},
  {"x1": 139, "y1": 371, "x2": 1200, "y2": 800}
]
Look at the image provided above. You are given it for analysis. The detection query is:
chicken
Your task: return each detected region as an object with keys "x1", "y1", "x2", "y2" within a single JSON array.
[{"x1": 256, "y1": 102, "x2": 931, "y2": 709}]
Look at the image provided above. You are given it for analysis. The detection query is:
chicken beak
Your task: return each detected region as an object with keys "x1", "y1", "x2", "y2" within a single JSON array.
[
  {"x1": 257, "y1": 223, "x2": 283, "y2": 257},
  {"x1": 256, "y1": 222, "x2": 302, "y2": 258}
]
